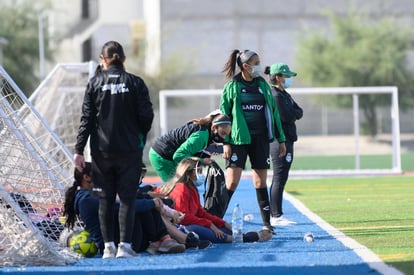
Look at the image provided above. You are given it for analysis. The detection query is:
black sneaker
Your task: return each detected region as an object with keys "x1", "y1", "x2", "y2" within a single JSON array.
[
  {"x1": 197, "y1": 239, "x2": 212, "y2": 249},
  {"x1": 185, "y1": 232, "x2": 199, "y2": 249}
]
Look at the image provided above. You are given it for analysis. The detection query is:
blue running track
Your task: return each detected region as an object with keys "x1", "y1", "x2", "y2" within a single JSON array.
[{"x1": 1, "y1": 178, "x2": 402, "y2": 275}]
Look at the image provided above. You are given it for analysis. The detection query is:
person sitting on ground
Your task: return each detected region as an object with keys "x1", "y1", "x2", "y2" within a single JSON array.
[
  {"x1": 137, "y1": 163, "x2": 212, "y2": 251},
  {"x1": 62, "y1": 162, "x2": 185, "y2": 257},
  {"x1": 156, "y1": 157, "x2": 272, "y2": 243}
]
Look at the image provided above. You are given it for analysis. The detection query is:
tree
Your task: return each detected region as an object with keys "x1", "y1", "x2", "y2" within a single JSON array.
[
  {"x1": 0, "y1": 0, "x2": 51, "y2": 96},
  {"x1": 297, "y1": 8, "x2": 414, "y2": 137}
]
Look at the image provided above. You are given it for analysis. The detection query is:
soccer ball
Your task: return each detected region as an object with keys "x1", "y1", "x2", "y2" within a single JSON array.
[{"x1": 69, "y1": 230, "x2": 98, "y2": 257}]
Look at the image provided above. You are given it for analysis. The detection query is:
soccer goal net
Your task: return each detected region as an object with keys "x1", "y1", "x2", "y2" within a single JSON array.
[
  {"x1": 29, "y1": 62, "x2": 96, "y2": 160},
  {"x1": 159, "y1": 87, "x2": 401, "y2": 177},
  {"x1": 0, "y1": 66, "x2": 80, "y2": 267}
]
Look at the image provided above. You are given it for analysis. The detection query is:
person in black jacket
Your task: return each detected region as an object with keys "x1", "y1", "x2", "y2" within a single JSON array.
[
  {"x1": 264, "y1": 63, "x2": 303, "y2": 226},
  {"x1": 73, "y1": 41, "x2": 154, "y2": 258}
]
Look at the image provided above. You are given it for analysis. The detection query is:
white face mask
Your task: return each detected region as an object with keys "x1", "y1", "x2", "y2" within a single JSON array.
[
  {"x1": 194, "y1": 173, "x2": 206, "y2": 187},
  {"x1": 249, "y1": 65, "x2": 262, "y2": 78},
  {"x1": 193, "y1": 162, "x2": 206, "y2": 187},
  {"x1": 282, "y1": 77, "x2": 292, "y2": 89}
]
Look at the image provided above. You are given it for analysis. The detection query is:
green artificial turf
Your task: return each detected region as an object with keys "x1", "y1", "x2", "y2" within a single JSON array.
[{"x1": 286, "y1": 175, "x2": 414, "y2": 275}]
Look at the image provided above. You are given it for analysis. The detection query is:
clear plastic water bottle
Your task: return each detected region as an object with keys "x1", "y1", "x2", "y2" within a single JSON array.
[{"x1": 232, "y1": 203, "x2": 243, "y2": 243}]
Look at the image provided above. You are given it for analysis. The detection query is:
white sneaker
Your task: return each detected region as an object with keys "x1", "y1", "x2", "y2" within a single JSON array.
[
  {"x1": 270, "y1": 215, "x2": 297, "y2": 226},
  {"x1": 116, "y1": 243, "x2": 139, "y2": 258},
  {"x1": 102, "y1": 246, "x2": 117, "y2": 259}
]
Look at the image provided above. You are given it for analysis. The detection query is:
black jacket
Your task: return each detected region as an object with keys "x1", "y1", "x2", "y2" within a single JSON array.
[
  {"x1": 75, "y1": 65, "x2": 154, "y2": 156},
  {"x1": 272, "y1": 86, "x2": 303, "y2": 142}
]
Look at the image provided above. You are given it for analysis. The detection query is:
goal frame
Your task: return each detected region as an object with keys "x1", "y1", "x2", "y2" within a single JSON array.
[{"x1": 159, "y1": 86, "x2": 401, "y2": 177}]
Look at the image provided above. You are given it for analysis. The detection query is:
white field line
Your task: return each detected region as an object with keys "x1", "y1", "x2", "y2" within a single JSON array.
[{"x1": 284, "y1": 192, "x2": 404, "y2": 275}]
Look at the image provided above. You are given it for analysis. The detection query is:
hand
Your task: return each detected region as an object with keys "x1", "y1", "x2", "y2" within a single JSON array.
[
  {"x1": 153, "y1": 197, "x2": 163, "y2": 211},
  {"x1": 73, "y1": 154, "x2": 85, "y2": 172},
  {"x1": 278, "y1": 143, "x2": 286, "y2": 158},
  {"x1": 171, "y1": 210, "x2": 185, "y2": 224},
  {"x1": 210, "y1": 223, "x2": 225, "y2": 239},
  {"x1": 222, "y1": 144, "x2": 231, "y2": 160}
]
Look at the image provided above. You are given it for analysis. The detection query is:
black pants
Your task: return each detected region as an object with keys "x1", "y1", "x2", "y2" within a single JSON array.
[
  {"x1": 134, "y1": 209, "x2": 169, "y2": 251},
  {"x1": 269, "y1": 141, "x2": 294, "y2": 217},
  {"x1": 92, "y1": 152, "x2": 142, "y2": 244}
]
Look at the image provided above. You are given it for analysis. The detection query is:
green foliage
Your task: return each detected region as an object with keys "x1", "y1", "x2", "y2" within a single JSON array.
[
  {"x1": 0, "y1": 0, "x2": 51, "y2": 95},
  {"x1": 297, "y1": 6, "x2": 414, "y2": 136}
]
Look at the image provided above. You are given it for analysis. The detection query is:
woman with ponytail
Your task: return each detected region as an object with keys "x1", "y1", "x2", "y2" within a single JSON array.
[
  {"x1": 220, "y1": 49, "x2": 286, "y2": 234},
  {"x1": 73, "y1": 41, "x2": 154, "y2": 258}
]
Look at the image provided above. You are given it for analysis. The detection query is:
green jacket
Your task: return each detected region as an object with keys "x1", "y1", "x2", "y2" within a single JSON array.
[{"x1": 220, "y1": 76, "x2": 286, "y2": 145}]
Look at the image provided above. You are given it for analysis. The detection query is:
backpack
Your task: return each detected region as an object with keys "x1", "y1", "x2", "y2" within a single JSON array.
[{"x1": 203, "y1": 161, "x2": 229, "y2": 218}]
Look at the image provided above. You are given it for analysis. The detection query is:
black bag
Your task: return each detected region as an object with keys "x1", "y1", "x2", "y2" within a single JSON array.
[{"x1": 203, "y1": 161, "x2": 229, "y2": 218}]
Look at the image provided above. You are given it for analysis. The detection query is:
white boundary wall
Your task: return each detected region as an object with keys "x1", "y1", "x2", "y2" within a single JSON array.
[{"x1": 159, "y1": 87, "x2": 401, "y2": 177}]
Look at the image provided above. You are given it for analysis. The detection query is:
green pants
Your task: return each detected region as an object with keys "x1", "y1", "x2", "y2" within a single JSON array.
[{"x1": 148, "y1": 147, "x2": 177, "y2": 182}]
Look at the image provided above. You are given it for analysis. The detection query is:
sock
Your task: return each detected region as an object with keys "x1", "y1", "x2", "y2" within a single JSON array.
[
  {"x1": 256, "y1": 187, "x2": 271, "y2": 226},
  {"x1": 160, "y1": 235, "x2": 171, "y2": 243}
]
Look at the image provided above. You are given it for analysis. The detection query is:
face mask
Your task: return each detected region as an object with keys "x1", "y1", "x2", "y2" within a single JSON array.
[
  {"x1": 212, "y1": 132, "x2": 225, "y2": 143},
  {"x1": 282, "y1": 77, "x2": 292, "y2": 89},
  {"x1": 249, "y1": 65, "x2": 262, "y2": 78},
  {"x1": 194, "y1": 173, "x2": 206, "y2": 187}
]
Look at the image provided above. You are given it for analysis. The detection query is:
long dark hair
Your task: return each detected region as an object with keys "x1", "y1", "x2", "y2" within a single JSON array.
[
  {"x1": 222, "y1": 49, "x2": 257, "y2": 80},
  {"x1": 63, "y1": 162, "x2": 92, "y2": 229},
  {"x1": 100, "y1": 41, "x2": 125, "y2": 68}
]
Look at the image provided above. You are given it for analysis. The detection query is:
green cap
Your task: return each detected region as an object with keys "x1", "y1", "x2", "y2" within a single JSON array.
[{"x1": 270, "y1": 63, "x2": 297, "y2": 77}]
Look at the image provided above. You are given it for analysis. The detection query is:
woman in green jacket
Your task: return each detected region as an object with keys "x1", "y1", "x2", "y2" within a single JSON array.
[
  {"x1": 149, "y1": 113, "x2": 232, "y2": 182},
  {"x1": 220, "y1": 49, "x2": 286, "y2": 233}
]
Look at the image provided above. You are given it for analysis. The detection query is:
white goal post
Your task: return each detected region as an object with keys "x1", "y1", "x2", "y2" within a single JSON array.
[{"x1": 159, "y1": 86, "x2": 401, "y2": 177}]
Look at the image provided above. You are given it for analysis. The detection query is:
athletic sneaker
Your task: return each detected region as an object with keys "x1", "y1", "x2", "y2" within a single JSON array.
[
  {"x1": 257, "y1": 229, "x2": 273, "y2": 242},
  {"x1": 157, "y1": 239, "x2": 185, "y2": 254},
  {"x1": 146, "y1": 242, "x2": 159, "y2": 255},
  {"x1": 243, "y1": 229, "x2": 273, "y2": 242},
  {"x1": 270, "y1": 215, "x2": 297, "y2": 226},
  {"x1": 197, "y1": 239, "x2": 213, "y2": 249},
  {"x1": 185, "y1": 232, "x2": 212, "y2": 249},
  {"x1": 102, "y1": 246, "x2": 117, "y2": 259},
  {"x1": 116, "y1": 243, "x2": 139, "y2": 258},
  {"x1": 185, "y1": 232, "x2": 200, "y2": 249}
]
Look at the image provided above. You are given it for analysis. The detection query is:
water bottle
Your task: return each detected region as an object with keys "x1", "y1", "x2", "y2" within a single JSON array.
[{"x1": 232, "y1": 203, "x2": 243, "y2": 243}]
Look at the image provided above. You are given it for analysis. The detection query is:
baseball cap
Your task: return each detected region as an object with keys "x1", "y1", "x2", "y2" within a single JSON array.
[{"x1": 270, "y1": 63, "x2": 297, "y2": 77}]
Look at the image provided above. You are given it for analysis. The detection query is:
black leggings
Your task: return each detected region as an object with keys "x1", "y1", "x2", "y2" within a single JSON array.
[
  {"x1": 92, "y1": 153, "x2": 141, "y2": 244},
  {"x1": 269, "y1": 141, "x2": 294, "y2": 217}
]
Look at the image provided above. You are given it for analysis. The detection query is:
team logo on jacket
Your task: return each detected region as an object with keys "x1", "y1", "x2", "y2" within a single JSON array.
[{"x1": 102, "y1": 83, "x2": 129, "y2": 94}]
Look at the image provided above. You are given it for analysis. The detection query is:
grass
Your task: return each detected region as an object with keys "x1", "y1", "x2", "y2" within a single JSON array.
[
  {"x1": 286, "y1": 176, "x2": 414, "y2": 275},
  {"x1": 291, "y1": 153, "x2": 414, "y2": 171}
]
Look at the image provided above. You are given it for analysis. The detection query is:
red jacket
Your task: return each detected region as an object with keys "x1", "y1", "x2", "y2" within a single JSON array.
[{"x1": 168, "y1": 182, "x2": 225, "y2": 228}]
